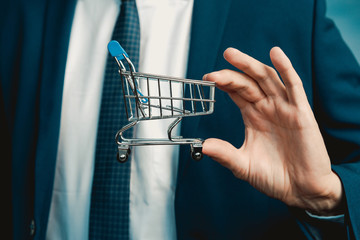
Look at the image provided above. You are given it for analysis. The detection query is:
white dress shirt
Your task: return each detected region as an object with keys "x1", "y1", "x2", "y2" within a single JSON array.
[
  {"x1": 46, "y1": 0, "x2": 193, "y2": 239},
  {"x1": 131, "y1": 0, "x2": 193, "y2": 239}
]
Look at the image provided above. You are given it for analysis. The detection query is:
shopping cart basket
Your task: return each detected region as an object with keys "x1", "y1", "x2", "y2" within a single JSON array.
[{"x1": 108, "y1": 40, "x2": 216, "y2": 163}]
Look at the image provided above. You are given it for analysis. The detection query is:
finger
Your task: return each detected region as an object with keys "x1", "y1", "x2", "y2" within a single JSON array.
[
  {"x1": 224, "y1": 48, "x2": 286, "y2": 98},
  {"x1": 203, "y1": 138, "x2": 249, "y2": 180},
  {"x1": 269, "y1": 47, "x2": 308, "y2": 105},
  {"x1": 204, "y1": 70, "x2": 266, "y2": 104}
]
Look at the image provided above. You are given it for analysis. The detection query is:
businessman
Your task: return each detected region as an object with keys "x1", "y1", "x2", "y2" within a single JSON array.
[{"x1": 1, "y1": 0, "x2": 360, "y2": 239}]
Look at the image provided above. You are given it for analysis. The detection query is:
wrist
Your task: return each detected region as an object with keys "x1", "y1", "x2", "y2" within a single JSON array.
[{"x1": 306, "y1": 172, "x2": 345, "y2": 216}]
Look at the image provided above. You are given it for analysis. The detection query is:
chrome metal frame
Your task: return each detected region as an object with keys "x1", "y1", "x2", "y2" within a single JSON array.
[{"x1": 113, "y1": 54, "x2": 215, "y2": 162}]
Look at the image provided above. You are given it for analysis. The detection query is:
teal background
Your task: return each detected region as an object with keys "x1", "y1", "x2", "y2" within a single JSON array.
[{"x1": 327, "y1": 0, "x2": 360, "y2": 62}]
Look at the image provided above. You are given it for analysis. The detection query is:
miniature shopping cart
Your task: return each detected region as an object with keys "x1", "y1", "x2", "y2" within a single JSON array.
[{"x1": 108, "y1": 40, "x2": 215, "y2": 163}]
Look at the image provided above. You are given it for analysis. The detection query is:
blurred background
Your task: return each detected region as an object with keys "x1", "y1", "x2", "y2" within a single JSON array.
[{"x1": 327, "y1": 0, "x2": 360, "y2": 62}]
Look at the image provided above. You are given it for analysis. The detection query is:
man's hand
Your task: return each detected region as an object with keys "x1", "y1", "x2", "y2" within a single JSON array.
[{"x1": 203, "y1": 47, "x2": 344, "y2": 215}]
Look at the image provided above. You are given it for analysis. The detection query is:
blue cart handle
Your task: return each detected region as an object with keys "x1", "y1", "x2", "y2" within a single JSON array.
[
  {"x1": 108, "y1": 40, "x2": 129, "y2": 60},
  {"x1": 108, "y1": 40, "x2": 148, "y2": 104}
]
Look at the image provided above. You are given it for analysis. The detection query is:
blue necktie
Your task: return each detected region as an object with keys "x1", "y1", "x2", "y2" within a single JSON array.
[{"x1": 89, "y1": 0, "x2": 140, "y2": 239}]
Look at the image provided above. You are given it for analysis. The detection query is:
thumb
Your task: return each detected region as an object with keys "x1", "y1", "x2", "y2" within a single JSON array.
[{"x1": 203, "y1": 138, "x2": 247, "y2": 178}]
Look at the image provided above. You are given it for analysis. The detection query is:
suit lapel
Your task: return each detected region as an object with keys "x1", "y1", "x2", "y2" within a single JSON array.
[
  {"x1": 183, "y1": 0, "x2": 232, "y2": 133},
  {"x1": 178, "y1": 0, "x2": 232, "y2": 175},
  {"x1": 186, "y1": 0, "x2": 233, "y2": 80},
  {"x1": 33, "y1": 0, "x2": 76, "y2": 238}
]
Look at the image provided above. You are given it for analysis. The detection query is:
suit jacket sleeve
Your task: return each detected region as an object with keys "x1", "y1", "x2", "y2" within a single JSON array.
[{"x1": 310, "y1": 0, "x2": 360, "y2": 238}]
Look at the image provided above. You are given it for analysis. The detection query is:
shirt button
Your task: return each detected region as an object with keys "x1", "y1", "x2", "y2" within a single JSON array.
[{"x1": 30, "y1": 219, "x2": 36, "y2": 237}]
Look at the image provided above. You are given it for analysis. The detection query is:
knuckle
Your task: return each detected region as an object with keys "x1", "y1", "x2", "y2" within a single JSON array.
[
  {"x1": 235, "y1": 84, "x2": 249, "y2": 94},
  {"x1": 219, "y1": 69, "x2": 231, "y2": 76},
  {"x1": 267, "y1": 66, "x2": 278, "y2": 77},
  {"x1": 255, "y1": 71, "x2": 268, "y2": 82},
  {"x1": 256, "y1": 66, "x2": 276, "y2": 82}
]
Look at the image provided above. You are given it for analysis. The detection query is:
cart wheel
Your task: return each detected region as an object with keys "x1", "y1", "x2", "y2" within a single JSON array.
[
  {"x1": 191, "y1": 148, "x2": 203, "y2": 161},
  {"x1": 117, "y1": 148, "x2": 131, "y2": 163}
]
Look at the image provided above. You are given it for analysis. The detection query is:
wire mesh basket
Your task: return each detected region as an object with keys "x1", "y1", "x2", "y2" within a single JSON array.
[{"x1": 108, "y1": 40, "x2": 215, "y2": 162}]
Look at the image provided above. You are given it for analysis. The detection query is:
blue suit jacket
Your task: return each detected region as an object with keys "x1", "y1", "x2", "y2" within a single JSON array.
[{"x1": 1, "y1": 0, "x2": 360, "y2": 239}]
